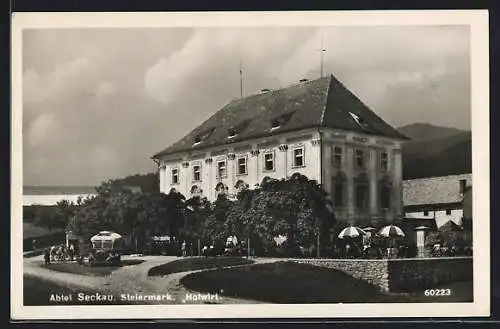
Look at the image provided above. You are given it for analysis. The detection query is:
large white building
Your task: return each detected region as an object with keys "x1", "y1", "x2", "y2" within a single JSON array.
[
  {"x1": 403, "y1": 173, "x2": 472, "y2": 228},
  {"x1": 152, "y1": 74, "x2": 409, "y2": 226}
]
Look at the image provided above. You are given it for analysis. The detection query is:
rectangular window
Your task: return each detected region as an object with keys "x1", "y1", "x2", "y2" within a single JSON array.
[
  {"x1": 423, "y1": 210, "x2": 429, "y2": 216},
  {"x1": 264, "y1": 152, "x2": 274, "y2": 171},
  {"x1": 380, "y1": 152, "x2": 388, "y2": 171},
  {"x1": 460, "y1": 179, "x2": 467, "y2": 194},
  {"x1": 355, "y1": 149, "x2": 365, "y2": 169},
  {"x1": 237, "y1": 157, "x2": 247, "y2": 175},
  {"x1": 193, "y1": 165, "x2": 201, "y2": 182},
  {"x1": 293, "y1": 147, "x2": 304, "y2": 167},
  {"x1": 446, "y1": 209, "x2": 452, "y2": 215},
  {"x1": 333, "y1": 146, "x2": 342, "y2": 167},
  {"x1": 171, "y1": 168, "x2": 179, "y2": 184},
  {"x1": 217, "y1": 160, "x2": 227, "y2": 178}
]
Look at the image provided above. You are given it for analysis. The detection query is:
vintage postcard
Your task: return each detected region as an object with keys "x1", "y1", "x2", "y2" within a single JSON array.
[{"x1": 11, "y1": 10, "x2": 490, "y2": 320}]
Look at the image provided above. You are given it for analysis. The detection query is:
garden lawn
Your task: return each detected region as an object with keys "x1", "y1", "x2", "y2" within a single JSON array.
[
  {"x1": 40, "y1": 259, "x2": 144, "y2": 277},
  {"x1": 147, "y1": 257, "x2": 254, "y2": 276},
  {"x1": 180, "y1": 261, "x2": 473, "y2": 303}
]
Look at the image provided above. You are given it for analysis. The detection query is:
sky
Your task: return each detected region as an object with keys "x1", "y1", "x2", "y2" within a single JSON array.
[{"x1": 22, "y1": 25, "x2": 471, "y2": 186}]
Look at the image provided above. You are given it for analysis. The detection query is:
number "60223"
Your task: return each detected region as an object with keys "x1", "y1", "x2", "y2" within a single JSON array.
[{"x1": 424, "y1": 289, "x2": 452, "y2": 296}]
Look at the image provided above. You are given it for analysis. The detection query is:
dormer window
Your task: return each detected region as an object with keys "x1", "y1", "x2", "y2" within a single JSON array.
[
  {"x1": 270, "y1": 110, "x2": 296, "y2": 131},
  {"x1": 227, "y1": 128, "x2": 236, "y2": 138},
  {"x1": 193, "y1": 127, "x2": 216, "y2": 146},
  {"x1": 349, "y1": 112, "x2": 368, "y2": 127}
]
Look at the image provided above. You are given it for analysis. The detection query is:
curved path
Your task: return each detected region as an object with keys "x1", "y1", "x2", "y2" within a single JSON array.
[{"x1": 24, "y1": 256, "x2": 278, "y2": 304}]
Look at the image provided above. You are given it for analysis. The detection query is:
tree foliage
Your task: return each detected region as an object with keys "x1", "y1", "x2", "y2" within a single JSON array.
[
  {"x1": 56, "y1": 172, "x2": 335, "y2": 255},
  {"x1": 240, "y1": 174, "x2": 335, "y2": 252}
]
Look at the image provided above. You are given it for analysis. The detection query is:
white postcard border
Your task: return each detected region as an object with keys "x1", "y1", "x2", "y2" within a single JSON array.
[{"x1": 11, "y1": 10, "x2": 490, "y2": 320}]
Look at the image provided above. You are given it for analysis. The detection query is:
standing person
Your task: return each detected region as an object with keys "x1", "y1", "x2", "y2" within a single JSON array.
[
  {"x1": 44, "y1": 248, "x2": 50, "y2": 265},
  {"x1": 69, "y1": 244, "x2": 75, "y2": 261},
  {"x1": 181, "y1": 241, "x2": 187, "y2": 257},
  {"x1": 50, "y1": 245, "x2": 56, "y2": 261},
  {"x1": 345, "y1": 244, "x2": 351, "y2": 259}
]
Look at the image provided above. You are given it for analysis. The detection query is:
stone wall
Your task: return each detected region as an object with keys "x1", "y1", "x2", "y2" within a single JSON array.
[
  {"x1": 293, "y1": 259, "x2": 390, "y2": 292},
  {"x1": 291, "y1": 257, "x2": 472, "y2": 293},
  {"x1": 387, "y1": 257, "x2": 473, "y2": 292}
]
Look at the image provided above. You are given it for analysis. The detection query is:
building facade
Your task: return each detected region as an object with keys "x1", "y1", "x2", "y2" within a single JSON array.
[
  {"x1": 152, "y1": 75, "x2": 408, "y2": 226},
  {"x1": 403, "y1": 173, "x2": 472, "y2": 228}
]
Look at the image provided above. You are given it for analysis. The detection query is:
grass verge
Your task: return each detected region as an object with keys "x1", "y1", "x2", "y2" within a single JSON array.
[
  {"x1": 147, "y1": 257, "x2": 254, "y2": 276},
  {"x1": 180, "y1": 261, "x2": 473, "y2": 303}
]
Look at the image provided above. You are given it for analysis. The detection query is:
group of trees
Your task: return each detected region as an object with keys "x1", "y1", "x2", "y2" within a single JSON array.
[
  {"x1": 24, "y1": 200, "x2": 77, "y2": 231},
  {"x1": 42, "y1": 173, "x2": 336, "y2": 255}
]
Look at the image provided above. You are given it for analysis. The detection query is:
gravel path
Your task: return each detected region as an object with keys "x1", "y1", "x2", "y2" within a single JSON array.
[{"x1": 24, "y1": 255, "x2": 277, "y2": 304}]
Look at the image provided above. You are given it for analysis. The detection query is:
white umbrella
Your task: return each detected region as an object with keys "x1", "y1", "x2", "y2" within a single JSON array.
[
  {"x1": 338, "y1": 226, "x2": 367, "y2": 239},
  {"x1": 377, "y1": 225, "x2": 405, "y2": 238},
  {"x1": 273, "y1": 235, "x2": 287, "y2": 246},
  {"x1": 226, "y1": 236, "x2": 238, "y2": 245},
  {"x1": 90, "y1": 231, "x2": 122, "y2": 242},
  {"x1": 362, "y1": 226, "x2": 376, "y2": 232}
]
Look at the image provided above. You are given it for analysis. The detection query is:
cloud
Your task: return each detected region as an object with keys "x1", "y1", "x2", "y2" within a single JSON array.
[
  {"x1": 23, "y1": 57, "x2": 92, "y2": 105},
  {"x1": 144, "y1": 27, "x2": 316, "y2": 104},
  {"x1": 21, "y1": 26, "x2": 470, "y2": 186},
  {"x1": 95, "y1": 81, "x2": 117, "y2": 97},
  {"x1": 27, "y1": 113, "x2": 58, "y2": 147}
]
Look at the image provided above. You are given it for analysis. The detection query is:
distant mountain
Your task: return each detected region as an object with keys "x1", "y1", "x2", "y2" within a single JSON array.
[
  {"x1": 108, "y1": 172, "x2": 159, "y2": 193},
  {"x1": 398, "y1": 123, "x2": 471, "y2": 180},
  {"x1": 397, "y1": 123, "x2": 466, "y2": 142}
]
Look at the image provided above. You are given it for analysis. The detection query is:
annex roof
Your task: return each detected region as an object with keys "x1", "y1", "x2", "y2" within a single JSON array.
[{"x1": 403, "y1": 173, "x2": 472, "y2": 206}]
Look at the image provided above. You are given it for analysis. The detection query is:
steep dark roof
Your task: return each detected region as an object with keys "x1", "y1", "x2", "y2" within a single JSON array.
[{"x1": 153, "y1": 74, "x2": 408, "y2": 158}]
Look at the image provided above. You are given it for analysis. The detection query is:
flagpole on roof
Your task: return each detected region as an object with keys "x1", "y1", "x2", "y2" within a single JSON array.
[
  {"x1": 320, "y1": 28, "x2": 327, "y2": 78},
  {"x1": 239, "y1": 58, "x2": 243, "y2": 98}
]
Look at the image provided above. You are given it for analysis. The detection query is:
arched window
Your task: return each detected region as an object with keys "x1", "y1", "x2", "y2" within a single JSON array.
[
  {"x1": 215, "y1": 182, "x2": 227, "y2": 197},
  {"x1": 332, "y1": 171, "x2": 347, "y2": 207},
  {"x1": 190, "y1": 185, "x2": 202, "y2": 197},
  {"x1": 235, "y1": 180, "x2": 249, "y2": 192},
  {"x1": 355, "y1": 173, "x2": 369, "y2": 209},
  {"x1": 261, "y1": 176, "x2": 272, "y2": 185},
  {"x1": 380, "y1": 176, "x2": 392, "y2": 210}
]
